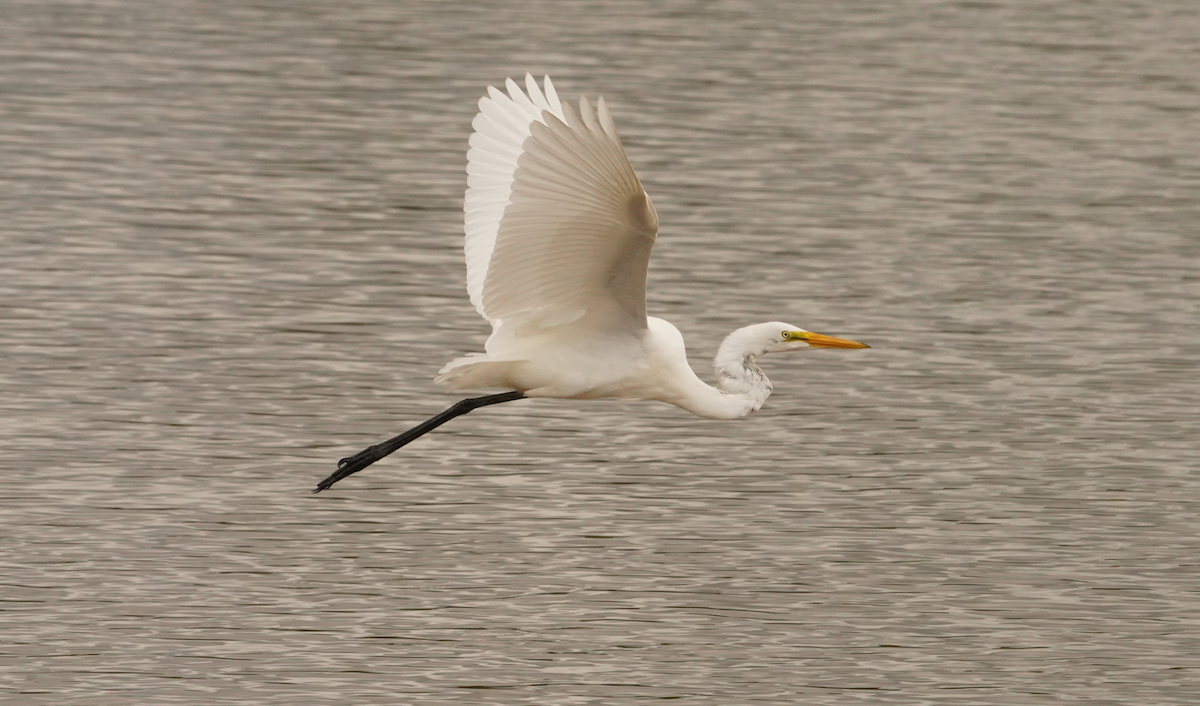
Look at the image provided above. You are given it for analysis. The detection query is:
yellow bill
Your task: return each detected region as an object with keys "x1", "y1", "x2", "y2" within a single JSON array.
[{"x1": 789, "y1": 331, "x2": 870, "y2": 349}]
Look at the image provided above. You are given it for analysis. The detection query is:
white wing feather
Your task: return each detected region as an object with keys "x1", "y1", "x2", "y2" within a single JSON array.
[{"x1": 463, "y1": 74, "x2": 658, "y2": 342}]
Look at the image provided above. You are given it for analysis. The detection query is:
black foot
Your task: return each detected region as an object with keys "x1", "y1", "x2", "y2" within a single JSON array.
[{"x1": 313, "y1": 446, "x2": 384, "y2": 493}]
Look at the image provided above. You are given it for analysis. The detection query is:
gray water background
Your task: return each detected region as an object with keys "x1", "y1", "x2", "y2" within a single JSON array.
[{"x1": 3, "y1": 1, "x2": 1199, "y2": 703}]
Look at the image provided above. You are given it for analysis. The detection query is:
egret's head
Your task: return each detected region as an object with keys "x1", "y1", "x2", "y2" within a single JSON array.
[
  {"x1": 764, "y1": 322, "x2": 870, "y2": 354},
  {"x1": 716, "y1": 322, "x2": 869, "y2": 368}
]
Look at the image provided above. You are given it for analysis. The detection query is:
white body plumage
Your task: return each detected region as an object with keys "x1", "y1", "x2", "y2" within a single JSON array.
[
  {"x1": 436, "y1": 74, "x2": 868, "y2": 419},
  {"x1": 313, "y1": 75, "x2": 869, "y2": 491}
]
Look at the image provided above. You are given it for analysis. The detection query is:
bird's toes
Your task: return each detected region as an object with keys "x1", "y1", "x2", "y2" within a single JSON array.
[{"x1": 338, "y1": 448, "x2": 376, "y2": 469}]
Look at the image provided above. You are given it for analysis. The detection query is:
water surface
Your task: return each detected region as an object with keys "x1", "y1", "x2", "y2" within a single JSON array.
[{"x1": 3, "y1": 1, "x2": 1198, "y2": 703}]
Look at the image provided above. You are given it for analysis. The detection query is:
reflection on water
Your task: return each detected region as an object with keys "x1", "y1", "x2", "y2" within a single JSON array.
[{"x1": 3, "y1": 0, "x2": 1198, "y2": 703}]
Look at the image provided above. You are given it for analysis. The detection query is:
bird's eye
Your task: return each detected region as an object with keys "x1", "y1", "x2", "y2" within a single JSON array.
[{"x1": 781, "y1": 331, "x2": 791, "y2": 340}]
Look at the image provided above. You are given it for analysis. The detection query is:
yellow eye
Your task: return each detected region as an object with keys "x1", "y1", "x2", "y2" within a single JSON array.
[{"x1": 781, "y1": 331, "x2": 791, "y2": 340}]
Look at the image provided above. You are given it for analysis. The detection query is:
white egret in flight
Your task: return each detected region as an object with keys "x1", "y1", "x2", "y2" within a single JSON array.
[{"x1": 315, "y1": 74, "x2": 868, "y2": 492}]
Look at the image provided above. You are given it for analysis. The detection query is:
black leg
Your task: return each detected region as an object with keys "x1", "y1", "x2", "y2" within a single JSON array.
[{"x1": 313, "y1": 391, "x2": 525, "y2": 493}]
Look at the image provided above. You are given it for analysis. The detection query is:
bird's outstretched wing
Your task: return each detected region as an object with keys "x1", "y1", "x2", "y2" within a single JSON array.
[{"x1": 464, "y1": 74, "x2": 658, "y2": 338}]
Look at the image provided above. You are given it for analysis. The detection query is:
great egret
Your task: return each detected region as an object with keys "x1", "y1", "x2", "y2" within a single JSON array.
[{"x1": 315, "y1": 74, "x2": 868, "y2": 492}]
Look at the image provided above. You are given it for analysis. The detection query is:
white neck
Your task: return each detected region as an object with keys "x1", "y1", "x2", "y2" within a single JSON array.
[{"x1": 665, "y1": 326, "x2": 775, "y2": 420}]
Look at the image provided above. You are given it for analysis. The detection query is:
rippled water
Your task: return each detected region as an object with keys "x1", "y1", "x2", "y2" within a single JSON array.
[{"x1": 3, "y1": 1, "x2": 1199, "y2": 703}]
